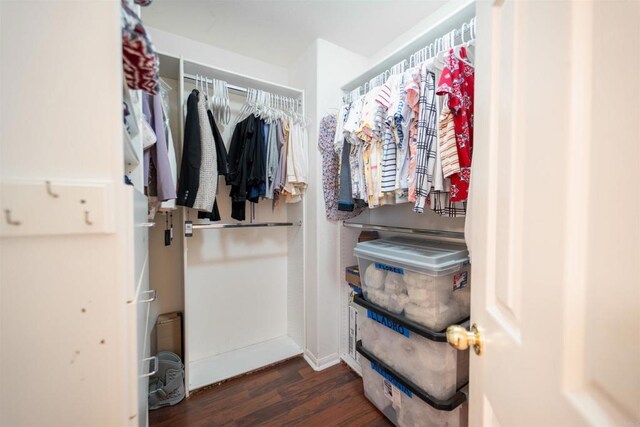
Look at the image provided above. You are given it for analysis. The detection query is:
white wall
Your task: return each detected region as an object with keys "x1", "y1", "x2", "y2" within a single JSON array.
[
  {"x1": 288, "y1": 42, "x2": 319, "y2": 363},
  {"x1": 0, "y1": 1, "x2": 132, "y2": 425},
  {"x1": 147, "y1": 26, "x2": 289, "y2": 86},
  {"x1": 289, "y1": 39, "x2": 368, "y2": 367}
]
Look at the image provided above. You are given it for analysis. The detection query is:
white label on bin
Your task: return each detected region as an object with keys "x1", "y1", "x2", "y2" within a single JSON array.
[
  {"x1": 383, "y1": 380, "x2": 402, "y2": 408},
  {"x1": 383, "y1": 379, "x2": 393, "y2": 400},
  {"x1": 453, "y1": 271, "x2": 468, "y2": 291},
  {"x1": 392, "y1": 385, "x2": 402, "y2": 407}
]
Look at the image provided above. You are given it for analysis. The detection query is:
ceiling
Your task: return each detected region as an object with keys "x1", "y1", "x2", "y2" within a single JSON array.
[{"x1": 142, "y1": 0, "x2": 448, "y2": 67}]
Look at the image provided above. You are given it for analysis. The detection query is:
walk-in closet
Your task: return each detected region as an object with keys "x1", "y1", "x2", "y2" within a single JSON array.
[{"x1": 1, "y1": 1, "x2": 638, "y2": 426}]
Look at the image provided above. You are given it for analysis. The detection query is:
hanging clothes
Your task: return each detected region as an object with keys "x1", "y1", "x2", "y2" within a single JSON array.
[
  {"x1": 318, "y1": 114, "x2": 363, "y2": 220},
  {"x1": 272, "y1": 119, "x2": 287, "y2": 205},
  {"x1": 404, "y1": 67, "x2": 420, "y2": 204},
  {"x1": 159, "y1": 82, "x2": 178, "y2": 212},
  {"x1": 192, "y1": 92, "x2": 218, "y2": 211},
  {"x1": 438, "y1": 101, "x2": 461, "y2": 178},
  {"x1": 121, "y1": 0, "x2": 159, "y2": 95},
  {"x1": 427, "y1": 95, "x2": 466, "y2": 217},
  {"x1": 227, "y1": 114, "x2": 264, "y2": 220},
  {"x1": 283, "y1": 119, "x2": 308, "y2": 203},
  {"x1": 436, "y1": 47, "x2": 474, "y2": 202},
  {"x1": 265, "y1": 122, "x2": 279, "y2": 199},
  {"x1": 141, "y1": 92, "x2": 176, "y2": 205},
  {"x1": 197, "y1": 105, "x2": 229, "y2": 221},
  {"x1": 413, "y1": 65, "x2": 438, "y2": 214},
  {"x1": 380, "y1": 75, "x2": 400, "y2": 195},
  {"x1": 176, "y1": 90, "x2": 201, "y2": 208},
  {"x1": 246, "y1": 117, "x2": 266, "y2": 204},
  {"x1": 393, "y1": 73, "x2": 411, "y2": 202}
]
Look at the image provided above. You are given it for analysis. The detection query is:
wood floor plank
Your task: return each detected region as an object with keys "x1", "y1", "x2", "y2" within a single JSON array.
[{"x1": 149, "y1": 357, "x2": 392, "y2": 427}]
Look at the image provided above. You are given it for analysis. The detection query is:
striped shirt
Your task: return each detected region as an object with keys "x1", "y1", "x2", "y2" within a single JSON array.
[
  {"x1": 438, "y1": 101, "x2": 460, "y2": 177},
  {"x1": 405, "y1": 67, "x2": 420, "y2": 203},
  {"x1": 379, "y1": 75, "x2": 400, "y2": 194}
]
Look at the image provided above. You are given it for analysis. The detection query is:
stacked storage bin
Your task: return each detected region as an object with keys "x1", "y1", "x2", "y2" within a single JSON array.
[{"x1": 353, "y1": 237, "x2": 471, "y2": 427}]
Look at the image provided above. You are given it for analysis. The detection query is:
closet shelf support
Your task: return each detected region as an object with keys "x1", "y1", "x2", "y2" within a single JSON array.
[{"x1": 342, "y1": 222, "x2": 464, "y2": 241}]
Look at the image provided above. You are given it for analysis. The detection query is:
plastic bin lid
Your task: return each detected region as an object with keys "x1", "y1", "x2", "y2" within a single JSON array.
[{"x1": 354, "y1": 237, "x2": 469, "y2": 274}]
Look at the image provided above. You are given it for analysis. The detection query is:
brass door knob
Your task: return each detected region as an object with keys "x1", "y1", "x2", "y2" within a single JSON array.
[{"x1": 446, "y1": 323, "x2": 484, "y2": 356}]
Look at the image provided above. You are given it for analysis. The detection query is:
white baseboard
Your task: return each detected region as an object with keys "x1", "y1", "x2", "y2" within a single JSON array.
[{"x1": 303, "y1": 349, "x2": 341, "y2": 371}]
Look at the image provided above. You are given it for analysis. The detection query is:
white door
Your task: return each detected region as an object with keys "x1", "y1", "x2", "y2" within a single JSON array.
[{"x1": 465, "y1": 0, "x2": 640, "y2": 425}]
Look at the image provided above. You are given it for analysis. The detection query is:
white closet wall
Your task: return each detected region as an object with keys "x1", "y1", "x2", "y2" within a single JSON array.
[
  {"x1": 147, "y1": 26, "x2": 289, "y2": 85},
  {"x1": 0, "y1": 1, "x2": 134, "y2": 425},
  {"x1": 288, "y1": 39, "x2": 369, "y2": 369}
]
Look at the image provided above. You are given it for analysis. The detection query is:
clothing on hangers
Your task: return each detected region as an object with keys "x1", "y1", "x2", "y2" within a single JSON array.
[
  {"x1": 192, "y1": 92, "x2": 218, "y2": 211},
  {"x1": 438, "y1": 101, "x2": 460, "y2": 178},
  {"x1": 226, "y1": 113, "x2": 266, "y2": 220},
  {"x1": 318, "y1": 114, "x2": 363, "y2": 220},
  {"x1": 265, "y1": 121, "x2": 279, "y2": 199},
  {"x1": 177, "y1": 90, "x2": 201, "y2": 208},
  {"x1": 283, "y1": 119, "x2": 308, "y2": 203},
  {"x1": 436, "y1": 47, "x2": 474, "y2": 202},
  {"x1": 323, "y1": 20, "x2": 475, "y2": 216},
  {"x1": 197, "y1": 104, "x2": 229, "y2": 222},
  {"x1": 121, "y1": 0, "x2": 159, "y2": 94},
  {"x1": 141, "y1": 92, "x2": 176, "y2": 205},
  {"x1": 158, "y1": 82, "x2": 178, "y2": 212},
  {"x1": 405, "y1": 67, "x2": 420, "y2": 204},
  {"x1": 413, "y1": 65, "x2": 438, "y2": 214},
  {"x1": 272, "y1": 119, "x2": 287, "y2": 205}
]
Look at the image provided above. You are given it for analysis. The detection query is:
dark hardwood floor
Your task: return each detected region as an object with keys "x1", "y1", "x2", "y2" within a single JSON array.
[{"x1": 149, "y1": 357, "x2": 392, "y2": 426}]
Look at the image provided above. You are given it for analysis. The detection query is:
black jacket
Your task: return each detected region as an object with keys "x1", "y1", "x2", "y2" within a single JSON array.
[
  {"x1": 176, "y1": 90, "x2": 201, "y2": 207},
  {"x1": 227, "y1": 114, "x2": 267, "y2": 221}
]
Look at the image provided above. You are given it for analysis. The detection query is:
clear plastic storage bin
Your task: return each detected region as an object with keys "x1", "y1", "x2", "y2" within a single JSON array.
[
  {"x1": 358, "y1": 342, "x2": 468, "y2": 427},
  {"x1": 354, "y1": 237, "x2": 471, "y2": 332},
  {"x1": 355, "y1": 294, "x2": 469, "y2": 400}
]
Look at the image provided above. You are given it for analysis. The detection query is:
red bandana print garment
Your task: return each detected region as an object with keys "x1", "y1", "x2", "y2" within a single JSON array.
[
  {"x1": 122, "y1": 1, "x2": 159, "y2": 95},
  {"x1": 436, "y1": 47, "x2": 474, "y2": 202}
]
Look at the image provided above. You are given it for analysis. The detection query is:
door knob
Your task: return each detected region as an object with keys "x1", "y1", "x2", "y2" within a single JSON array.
[{"x1": 446, "y1": 323, "x2": 484, "y2": 356}]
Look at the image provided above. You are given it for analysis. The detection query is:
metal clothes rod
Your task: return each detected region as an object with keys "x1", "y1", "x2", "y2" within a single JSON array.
[
  {"x1": 183, "y1": 73, "x2": 247, "y2": 94},
  {"x1": 343, "y1": 222, "x2": 465, "y2": 240},
  {"x1": 183, "y1": 73, "x2": 303, "y2": 106},
  {"x1": 191, "y1": 221, "x2": 301, "y2": 230}
]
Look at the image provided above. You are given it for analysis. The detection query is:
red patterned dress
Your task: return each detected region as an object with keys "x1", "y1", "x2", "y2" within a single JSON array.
[{"x1": 436, "y1": 47, "x2": 474, "y2": 202}]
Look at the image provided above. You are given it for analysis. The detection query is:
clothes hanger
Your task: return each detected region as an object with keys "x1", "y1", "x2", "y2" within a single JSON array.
[
  {"x1": 454, "y1": 24, "x2": 474, "y2": 67},
  {"x1": 215, "y1": 80, "x2": 223, "y2": 123},
  {"x1": 234, "y1": 87, "x2": 250, "y2": 125},
  {"x1": 211, "y1": 79, "x2": 220, "y2": 119},
  {"x1": 205, "y1": 76, "x2": 211, "y2": 108},
  {"x1": 223, "y1": 81, "x2": 231, "y2": 125}
]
